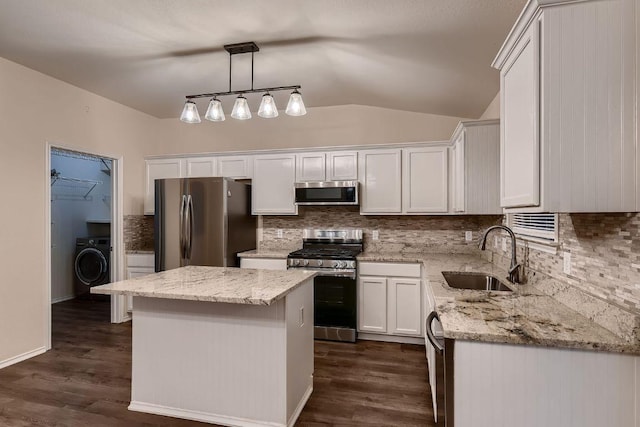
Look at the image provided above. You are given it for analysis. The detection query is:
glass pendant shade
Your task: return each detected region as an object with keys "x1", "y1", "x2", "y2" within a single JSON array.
[
  {"x1": 204, "y1": 98, "x2": 225, "y2": 122},
  {"x1": 285, "y1": 90, "x2": 307, "y2": 116},
  {"x1": 180, "y1": 100, "x2": 201, "y2": 123},
  {"x1": 231, "y1": 96, "x2": 252, "y2": 120},
  {"x1": 258, "y1": 93, "x2": 279, "y2": 118}
]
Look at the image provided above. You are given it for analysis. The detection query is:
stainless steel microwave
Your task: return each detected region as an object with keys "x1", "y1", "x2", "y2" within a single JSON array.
[{"x1": 294, "y1": 181, "x2": 359, "y2": 205}]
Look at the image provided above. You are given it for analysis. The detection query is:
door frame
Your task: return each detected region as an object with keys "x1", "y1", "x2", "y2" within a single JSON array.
[{"x1": 45, "y1": 142, "x2": 126, "y2": 350}]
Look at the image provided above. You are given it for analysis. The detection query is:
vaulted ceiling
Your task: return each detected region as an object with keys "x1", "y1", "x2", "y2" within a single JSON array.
[{"x1": 0, "y1": 0, "x2": 526, "y2": 119}]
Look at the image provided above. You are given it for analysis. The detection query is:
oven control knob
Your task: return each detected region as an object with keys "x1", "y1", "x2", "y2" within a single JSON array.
[
  {"x1": 293, "y1": 259, "x2": 300, "y2": 266},
  {"x1": 337, "y1": 261, "x2": 345, "y2": 268},
  {"x1": 302, "y1": 260, "x2": 309, "y2": 267},
  {"x1": 317, "y1": 260, "x2": 323, "y2": 267},
  {"x1": 332, "y1": 260, "x2": 339, "y2": 268}
]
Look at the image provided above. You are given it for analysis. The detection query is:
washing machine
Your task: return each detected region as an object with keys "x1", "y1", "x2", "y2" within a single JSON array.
[{"x1": 74, "y1": 237, "x2": 111, "y2": 296}]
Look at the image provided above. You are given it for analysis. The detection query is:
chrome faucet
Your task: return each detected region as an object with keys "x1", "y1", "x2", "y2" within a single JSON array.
[{"x1": 479, "y1": 225, "x2": 521, "y2": 284}]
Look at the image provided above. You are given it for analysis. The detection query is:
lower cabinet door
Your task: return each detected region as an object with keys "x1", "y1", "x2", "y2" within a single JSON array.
[
  {"x1": 358, "y1": 276, "x2": 388, "y2": 333},
  {"x1": 388, "y1": 278, "x2": 422, "y2": 336}
]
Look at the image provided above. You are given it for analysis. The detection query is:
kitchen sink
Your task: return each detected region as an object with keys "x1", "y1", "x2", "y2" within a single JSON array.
[{"x1": 441, "y1": 271, "x2": 513, "y2": 292}]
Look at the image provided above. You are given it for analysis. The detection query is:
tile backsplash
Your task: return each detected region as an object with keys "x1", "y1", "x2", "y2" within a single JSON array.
[
  {"x1": 490, "y1": 213, "x2": 640, "y2": 316},
  {"x1": 260, "y1": 206, "x2": 502, "y2": 253},
  {"x1": 124, "y1": 215, "x2": 154, "y2": 251}
]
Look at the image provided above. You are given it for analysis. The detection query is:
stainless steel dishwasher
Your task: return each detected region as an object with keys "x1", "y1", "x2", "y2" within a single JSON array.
[{"x1": 426, "y1": 311, "x2": 455, "y2": 426}]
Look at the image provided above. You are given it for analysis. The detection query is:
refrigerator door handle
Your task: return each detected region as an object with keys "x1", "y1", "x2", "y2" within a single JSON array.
[
  {"x1": 180, "y1": 194, "x2": 187, "y2": 260},
  {"x1": 187, "y1": 194, "x2": 194, "y2": 259}
]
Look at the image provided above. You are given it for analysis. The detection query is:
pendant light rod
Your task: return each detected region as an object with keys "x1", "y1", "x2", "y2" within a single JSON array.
[{"x1": 185, "y1": 85, "x2": 301, "y2": 100}]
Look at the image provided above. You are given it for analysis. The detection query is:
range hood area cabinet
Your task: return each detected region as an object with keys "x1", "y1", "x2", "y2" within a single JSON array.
[{"x1": 493, "y1": 0, "x2": 638, "y2": 213}]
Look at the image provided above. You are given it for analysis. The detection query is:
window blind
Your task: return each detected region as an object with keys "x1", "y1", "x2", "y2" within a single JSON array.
[{"x1": 508, "y1": 213, "x2": 558, "y2": 242}]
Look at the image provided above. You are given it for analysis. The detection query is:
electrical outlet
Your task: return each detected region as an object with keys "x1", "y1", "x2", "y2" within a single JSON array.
[
  {"x1": 493, "y1": 236, "x2": 499, "y2": 249},
  {"x1": 465, "y1": 231, "x2": 473, "y2": 241},
  {"x1": 563, "y1": 252, "x2": 571, "y2": 275},
  {"x1": 501, "y1": 237, "x2": 507, "y2": 251},
  {"x1": 372, "y1": 230, "x2": 379, "y2": 240},
  {"x1": 276, "y1": 229, "x2": 283, "y2": 239}
]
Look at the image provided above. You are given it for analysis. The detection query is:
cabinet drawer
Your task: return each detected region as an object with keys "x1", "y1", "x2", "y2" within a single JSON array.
[
  {"x1": 127, "y1": 253, "x2": 154, "y2": 268},
  {"x1": 358, "y1": 262, "x2": 421, "y2": 278}
]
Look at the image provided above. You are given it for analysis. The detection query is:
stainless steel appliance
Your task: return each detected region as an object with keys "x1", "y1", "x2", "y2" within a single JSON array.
[
  {"x1": 294, "y1": 181, "x2": 359, "y2": 205},
  {"x1": 426, "y1": 311, "x2": 454, "y2": 426},
  {"x1": 154, "y1": 177, "x2": 256, "y2": 271},
  {"x1": 287, "y1": 229, "x2": 363, "y2": 342}
]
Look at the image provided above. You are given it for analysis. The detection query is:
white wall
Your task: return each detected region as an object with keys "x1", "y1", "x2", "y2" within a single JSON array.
[
  {"x1": 50, "y1": 153, "x2": 112, "y2": 302},
  {"x1": 0, "y1": 54, "x2": 468, "y2": 367},
  {"x1": 155, "y1": 104, "x2": 468, "y2": 154},
  {"x1": 480, "y1": 92, "x2": 500, "y2": 119},
  {"x1": 0, "y1": 56, "x2": 163, "y2": 366}
]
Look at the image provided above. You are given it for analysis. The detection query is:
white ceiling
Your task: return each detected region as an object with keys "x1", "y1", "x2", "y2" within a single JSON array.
[{"x1": 0, "y1": 0, "x2": 526, "y2": 119}]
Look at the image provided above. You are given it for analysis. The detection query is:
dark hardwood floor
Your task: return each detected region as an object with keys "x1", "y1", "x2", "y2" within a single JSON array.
[{"x1": 0, "y1": 299, "x2": 435, "y2": 426}]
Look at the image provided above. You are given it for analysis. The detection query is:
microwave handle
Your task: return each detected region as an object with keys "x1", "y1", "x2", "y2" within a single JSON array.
[{"x1": 426, "y1": 311, "x2": 444, "y2": 354}]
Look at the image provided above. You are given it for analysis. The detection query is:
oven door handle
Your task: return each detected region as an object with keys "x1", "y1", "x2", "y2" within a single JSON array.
[
  {"x1": 288, "y1": 267, "x2": 356, "y2": 279},
  {"x1": 426, "y1": 311, "x2": 444, "y2": 354}
]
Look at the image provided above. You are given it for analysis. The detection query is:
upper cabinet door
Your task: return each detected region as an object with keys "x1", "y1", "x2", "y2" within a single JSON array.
[
  {"x1": 144, "y1": 159, "x2": 185, "y2": 215},
  {"x1": 327, "y1": 151, "x2": 358, "y2": 181},
  {"x1": 359, "y1": 149, "x2": 402, "y2": 214},
  {"x1": 185, "y1": 156, "x2": 217, "y2": 178},
  {"x1": 218, "y1": 156, "x2": 253, "y2": 179},
  {"x1": 252, "y1": 154, "x2": 297, "y2": 215},
  {"x1": 296, "y1": 152, "x2": 326, "y2": 182},
  {"x1": 402, "y1": 147, "x2": 448, "y2": 213},
  {"x1": 500, "y1": 21, "x2": 540, "y2": 209},
  {"x1": 451, "y1": 134, "x2": 465, "y2": 213}
]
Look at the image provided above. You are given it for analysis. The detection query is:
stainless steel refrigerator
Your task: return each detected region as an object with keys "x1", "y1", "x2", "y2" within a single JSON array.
[{"x1": 154, "y1": 177, "x2": 256, "y2": 271}]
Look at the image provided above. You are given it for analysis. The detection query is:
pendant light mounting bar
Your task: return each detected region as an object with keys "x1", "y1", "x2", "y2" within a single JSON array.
[
  {"x1": 223, "y1": 41, "x2": 259, "y2": 55},
  {"x1": 185, "y1": 85, "x2": 301, "y2": 100}
]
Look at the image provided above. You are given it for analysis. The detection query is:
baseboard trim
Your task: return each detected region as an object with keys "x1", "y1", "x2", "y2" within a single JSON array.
[
  {"x1": 358, "y1": 332, "x2": 425, "y2": 345},
  {"x1": 129, "y1": 401, "x2": 287, "y2": 427},
  {"x1": 51, "y1": 294, "x2": 75, "y2": 304},
  {"x1": 0, "y1": 346, "x2": 46, "y2": 370},
  {"x1": 287, "y1": 383, "x2": 313, "y2": 427}
]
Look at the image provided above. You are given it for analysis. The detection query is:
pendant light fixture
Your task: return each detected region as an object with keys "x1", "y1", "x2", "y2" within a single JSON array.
[
  {"x1": 180, "y1": 100, "x2": 201, "y2": 123},
  {"x1": 204, "y1": 97, "x2": 225, "y2": 121},
  {"x1": 258, "y1": 93, "x2": 279, "y2": 118},
  {"x1": 180, "y1": 41, "x2": 306, "y2": 123}
]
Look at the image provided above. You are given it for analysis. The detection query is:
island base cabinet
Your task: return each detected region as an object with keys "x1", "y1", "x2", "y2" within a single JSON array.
[
  {"x1": 128, "y1": 279, "x2": 314, "y2": 427},
  {"x1": 453, "y1": 340, "x2": 640, "y2": 427}
]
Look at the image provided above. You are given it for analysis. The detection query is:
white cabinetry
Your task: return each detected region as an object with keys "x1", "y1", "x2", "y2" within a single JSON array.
[
  {"x1": 296, "y1": 152, "x2": 326, "y2": 182},
  {"x1": 358, "y1": 262, "x2": 422, "y2": 342},
  {"x1": 402, "y1": 147, "x2": 448, "y2": 213},
  {"x1": 185, "y1": 156, "x2": 217, "y2": 178},
  {"x1": 252, "y1": 154, "x2": 297, "y2": 215},
  {"x1": 327, "y1": 151, "x2": 358, "y2": 181},
  {"x1": 493, "y1": 0, "x2": 637, "y2": 212},
  {"x1": 239, "y1": 257, "x2": 287, "y2": 270},
  {"x1": 295, "y1": 151, "x2": 358, "y2": 182},
  {"x1": 217, "y1": 155, "x2": 253, "y2": 179},
  {"x1": 449, "y1": 120, "x2": 501, "y2": 214},
  {"x1": 126, "y1": 253, "x2": 154, "y2": 312},
  {"x1": 358, "y1": 149, "x2": 402, "y2": 214},
  {"x1": 144, "y1": 158, "x2": 185, "y2": 215}
]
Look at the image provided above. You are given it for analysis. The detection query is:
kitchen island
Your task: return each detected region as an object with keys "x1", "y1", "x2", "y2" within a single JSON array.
[{"x1": 92, "y1": 265, "x2": 316, "y2": 427}]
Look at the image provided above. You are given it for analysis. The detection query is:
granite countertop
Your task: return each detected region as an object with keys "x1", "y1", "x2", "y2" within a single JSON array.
[
  {"x1": 91, "y1": 265, "x2": 316, "y2": 306},
  {"x1": 237, "y1": 249, "x2": 293, "y2": 259},
  {"x1": 357, "y1": 252, "x2": 640, "y2": 355}
]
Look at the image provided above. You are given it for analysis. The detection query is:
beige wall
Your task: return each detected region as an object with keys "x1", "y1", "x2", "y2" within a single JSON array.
[
  {"x1": 479, "y1": 92, "x2": 500, "y2": 119},
  {"x1": 0, "y1": 57, "x2": 162, "y2": 364},
  {"x1": 0, "y1": 56, "x2": 468, "y2": 366},
  {"x1": 154, "y1": 104, "x2": 466, "y2": 155}
]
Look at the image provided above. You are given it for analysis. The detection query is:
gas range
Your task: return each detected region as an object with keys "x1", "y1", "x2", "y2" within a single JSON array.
[
  {"x1": 287, "y1": 229, "x2": 363, "y2": 343},
  {"x1": 287, "y1": 229, "x2": 363, "y2": 273}
]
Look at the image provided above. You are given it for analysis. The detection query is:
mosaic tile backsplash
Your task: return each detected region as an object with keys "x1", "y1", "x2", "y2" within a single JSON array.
[
  {"x1": 490, "y1": 213, "x2": 640, "y2": 316},
  {"x1": 260, "y1": 206, "x2": 502, "y2": 254},
  {"x1": 124, "y1": 215, "x2": 154, "y2": 251}
]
